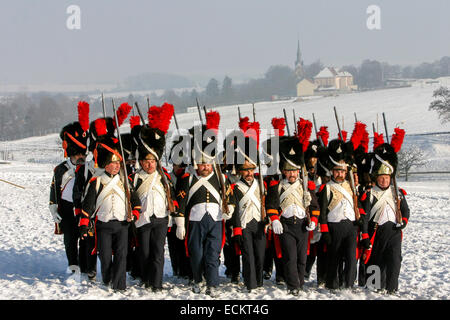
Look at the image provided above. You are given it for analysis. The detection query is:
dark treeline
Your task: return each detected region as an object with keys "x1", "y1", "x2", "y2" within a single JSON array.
[{"x1": 1, "y1": 56, "x2": 449, "y2": 141}]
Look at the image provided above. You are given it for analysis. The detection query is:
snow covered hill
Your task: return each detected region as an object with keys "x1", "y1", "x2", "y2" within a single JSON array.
[{"x1": 0, "y1": 83, "x2": 449, "y2": 301}]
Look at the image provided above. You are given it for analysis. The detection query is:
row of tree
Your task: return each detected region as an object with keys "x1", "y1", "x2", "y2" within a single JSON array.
[{"x1": 1, "y1": 57, "x2": 449, "y2": 141}]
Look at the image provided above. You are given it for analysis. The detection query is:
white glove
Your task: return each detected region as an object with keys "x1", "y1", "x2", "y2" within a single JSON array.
[
  {"x1": 49, "y1": 204, "x2": 62, "y2": 223},
  {"x1": 303, "y1": 191, "x2": 312, "y2": 208},
  {"x1": 175, "y1": 217, "x2": 186, "y2": 240},
  {"x1": 306, "y1": 220, "x2": 316, "y2": 231},
  {"x1": 221, "y1": 205, "x2": 234, "y2": 221},
  {"x1": 272, "y1": 219, "x2": 283, "y2": 235}
]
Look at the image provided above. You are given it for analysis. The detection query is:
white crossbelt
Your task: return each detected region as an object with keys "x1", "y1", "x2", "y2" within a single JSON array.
[
  {"x1": 95, "y1": 174, "x2": 125, "y2": 210},
  {"x1": 237, "y1": 180, "x2": 261, "y2": 213},
  {"x1": 328, "y1": 181, "x2": 354, "y2": 207},
  {"x1": 279, "y1": 180, "x2": 303, "y2": 206},
  {"x1": 188, "y1": 172, "x2": 222, "y2": 205},
  {"x1": 369, "y1": 187, "x2": 396, "y2": 223}
]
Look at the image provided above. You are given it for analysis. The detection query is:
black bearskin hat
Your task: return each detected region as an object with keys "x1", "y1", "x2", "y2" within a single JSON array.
[
  {"x1": 370, "y1": 143, "x2": 398, "y2": 178},
  {"x1": 60, "y1": 121, "x2": 88, "y2": 157},
  {"x1": 137, "y1": 125, "x2": 166, "y2": 161},
  {"x1": 279, "y1": 136, "x2": 304, "y2": 171}
]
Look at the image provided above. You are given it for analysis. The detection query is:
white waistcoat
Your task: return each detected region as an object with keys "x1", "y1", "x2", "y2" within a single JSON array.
[
  {"x1": 236, "y1": 179, "x2": 261, "y2": 229},
  {"x1": 134, "y1": 170, "x2": 168, "y2": 228},
  {"x1": 279, "y1": 179, "x2": 306, "y2": 219},
  {"x1": 95, "y1": 173, "x2": 127, "y2": 223},
  {"x1": 369, "y1": 186, "x2": 397, "y2": 226},
  {"x1": 326, "y1": 181, "x2": 355, "y2": 223}
]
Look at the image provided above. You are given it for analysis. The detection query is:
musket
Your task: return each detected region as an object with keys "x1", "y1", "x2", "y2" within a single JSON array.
[
  {"x1": 0, "y1": 178, "x2": 25, "y2": 189},
  {"x1": 292, "y1": 109, "x2": 297, "y2": 135},
  {"x1": 134, "y1": 102, "x2": 176, "y2": 214},
  {"x1": 333, "y1": 106, "x2": 360, "y2": 221},
  {"x1": 111, "y1": 99, "x2": 135, "y2": 229},
  {"x1": 283, "y1": 108, "x2": 291, "y2": 136},
  {"x1": 381, "y1": 113, "x2": 403, "y2": 225},
  {"x1": 252, "y1": 103, "x2": 267, "y2": 221},
  {"x1": 101, "y1": 93, "x2": 106, "y2": 118},
  {"x1": 196, "y1": 97, "x2": 204, "y2": 125},
  {"x1": 354, "y1": 112, "x2": 358, "y2": 123},
  {"x1": 312, "y1": 113, "x2": 325, "y2": 147},
  {"x1": 238, "y1": 106, "x2": 242, "y2": 120}
]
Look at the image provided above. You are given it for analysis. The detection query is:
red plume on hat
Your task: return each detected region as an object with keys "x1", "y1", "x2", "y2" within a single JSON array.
[
  {"x1": 147, "y1": 102, "x2": 174, "y2": 134},
  {"x1": 77, "y1": 101, "x2": 90, "y2": 132},
  {"x1": 390, "y1": 127, "x2": 405, "y2": 153},
  {"x1": 94, "y1": 118, "x2": 108, "y2": 137},
  {"x1": 373, "y1": 132, "x2": 385, "y2": 150},
  {"x1": 239, "y1": 116, "x2": 250, "y2": 132},
  {"x1": 114, "y1": 102, "x2": 132, "y2": 128},
  {"x1": 205, "y1": 110, "x2": 220, "y2": 133},
  {"x1": 297, "y1": 118, "x2": 313, "y2": 152},
  {"x1": 317, "y1": 126, "x2": 329, "y2": 146},
  {"x1": 244, "y1": 121, "x2": 261, "y2": 149},
  {"x1": 349, "y1": 121, "x2": 367, "y2": 151},
  {"x1": 129, "y1": 116, "x2": 141, "y2": 129},
  {"x1": 271, "y1": 117, "x2": 286, "y2": 137},
  {"x1": 360, "y1": 126, "x2": 369, "y2": 153}
]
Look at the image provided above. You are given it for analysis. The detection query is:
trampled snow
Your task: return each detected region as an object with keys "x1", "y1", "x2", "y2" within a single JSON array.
[{"x1": 0, "y1": 83, "x2": 449, "y2": 300}]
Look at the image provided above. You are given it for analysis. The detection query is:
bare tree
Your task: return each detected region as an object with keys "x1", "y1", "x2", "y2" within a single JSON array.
[
  {"x1": 429, "y1": 86, "x2": 450, "y2": 123},
  {"x1": 397, "y1": 145, "x2": 428, "y2": 181}
]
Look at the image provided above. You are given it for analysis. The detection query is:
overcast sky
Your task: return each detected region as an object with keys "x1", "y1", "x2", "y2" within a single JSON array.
[{"x1": 0, "y1": 0, "x2": 448, "y2": 85}]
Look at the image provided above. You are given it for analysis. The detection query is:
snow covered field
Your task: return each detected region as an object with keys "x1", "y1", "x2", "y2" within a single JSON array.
[{"x1": 0, "y1": 83, "x2": 449, "y2": 301}]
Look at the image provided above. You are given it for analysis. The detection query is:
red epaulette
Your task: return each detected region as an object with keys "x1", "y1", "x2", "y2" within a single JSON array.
[
  {"x1": 360, "y1": 192, "x2": 367, "y2": 201},
  {"x1": 230, "y1": 183, "x2": 236, "y2": 190},
  {"x1": 400, "y1": 188, "x2": 407, "y2": 196},
  {"x1": 182, "y1": 172, "x2": 190, "y2": 179},
  {"x1": 269, "y1": 180, "x2": 279, "y2": 187},
  {"x1": 89, "y1": 177, "x2": 97, "y2": 183},
  {"x1": 308, "y1": 180, "x2": 316, "y2": 191}
]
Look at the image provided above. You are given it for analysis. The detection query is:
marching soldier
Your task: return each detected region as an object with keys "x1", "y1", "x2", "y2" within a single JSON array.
[
  {"x1": 261, "y1": 118, "x2": 286, "y2": 284},
  {"x1": 174, "y1": 111, "x2": 236, "y2": 297},
  {"x1": 265, "y1": 135, "x2": 320, "y2": 295},
  {"x1": 131, "y1": 106, "x2": 177, "y2": 292},
  {"x1": 50, "y1": 108, "x2": 89, "y2": 273},
  {"x1": 317, "y1": 139, "x2": 365, "y2": 290},
  {"x1": 361, "y1": 133, "x2": 410, "y2": 294},
  {"x1": 73, "y1": 116, "x2": 116, "y2": 280},
  {"x1": 304, "y1": 139, "x2": 328, "y2": 284},
  {"x1": 230, "y1": 127, "x2": 267, "y2": 293},
  {"x1": 80, "y1": 135, "x2": 141, "y2": 292}
]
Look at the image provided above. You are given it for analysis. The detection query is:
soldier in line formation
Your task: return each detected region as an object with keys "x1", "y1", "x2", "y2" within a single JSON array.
[{"x1": 50, "y1": 100, "x2": 410, "y2": 296}]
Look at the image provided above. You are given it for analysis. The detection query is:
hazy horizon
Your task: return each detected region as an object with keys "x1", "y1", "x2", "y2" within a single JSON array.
[{"x1": 0, "y1": 0, "x2": 448, "y2": 86}]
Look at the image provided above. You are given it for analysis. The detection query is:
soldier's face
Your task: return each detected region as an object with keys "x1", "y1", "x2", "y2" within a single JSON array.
[
  {"x1": 283, "y1": 170, "x2": 299, "y2": 183},
  {"x1": 239, "y1": 168, "x2": 255, "y2": 183},
  {"x1": 376, "y1": 175, "x2": 391, "y2": 189},
  {"x1": 332, "y1": 167, "x2": 347, "y2": 182},
  {"x1": 105, "y1": 161, "x2": 121, "y2": 175},
  {"x1": 197, "y1": 163, "x2": 213, "y2": 177},
  {"x1": 140, "y1": 159, "x2": 157, "y2": 174},
  {"x1": 71, "y1": 153, "x2": 86, "y2": 165}
]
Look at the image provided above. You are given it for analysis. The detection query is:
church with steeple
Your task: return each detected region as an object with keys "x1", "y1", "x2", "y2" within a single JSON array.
[{"x1": 294, "y1": 39, "x2": 305, "y2": 80}]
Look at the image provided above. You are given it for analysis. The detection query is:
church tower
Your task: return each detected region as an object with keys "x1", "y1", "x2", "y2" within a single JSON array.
[{"x1": 295, "y1": 38, "x2": 305, "y2": 80}]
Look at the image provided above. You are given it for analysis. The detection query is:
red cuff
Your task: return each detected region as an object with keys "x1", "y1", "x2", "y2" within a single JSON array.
[
  {"x1": 320, "y1": 224, "x2": 329, "y2": 233},
  {"x1": 359, "y1": 208, "x2": 366, "y2": 215},
  {"x1": 173, "y1": 200, "x2": 179, "y2": 209},
  {"x1": 74, "y1": 208, "x2": 81, "y2": 216},
  {"x1": 233, "y1": 227, "x2": 242, "y2": 237},
  {"x1": 79, "y1": 217, "x2": 89, "y2": 227},
  {"x1": 361, "y1": 233, "x2": 369, "y2": 240},
  {"x1": 402, "y1": 217, "x2": 408, "y2": 225},
  {"x1": 132, "y1": 209, "x2": 140, "y2": 220},
  {"x1": 311, "y1": 216, "x2": 318, "y2": 225},
  {"x1": 308, "y1": 181, "x2": 316, "y2": 191}
]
